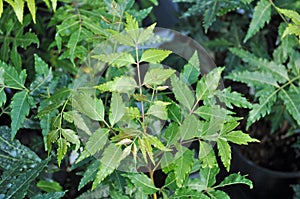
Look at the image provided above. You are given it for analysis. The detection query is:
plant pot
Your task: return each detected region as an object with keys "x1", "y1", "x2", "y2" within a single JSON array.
[{"x1": 229, "y1": 145, "x2": 300, "y2": 199}]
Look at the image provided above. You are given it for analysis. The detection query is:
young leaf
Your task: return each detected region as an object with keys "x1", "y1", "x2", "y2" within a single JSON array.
[
  {"x1": 174, "y1": 148, "x2": 194, "y2": 187},
  {"x1": 217, "y1": 173, "x2": 253, "y2": 189},
  {"x1": 171, "y1": 75, "x2": 195, "y2": 111},
  {"x1": 244, "y1": 0, "x2": 272, "y2": 42},
  {"x1": 180, "y1": 51, "x2": 200, "y2": 85},
  {"x1": 276, "y1": 7, "x2": 300, "y2": 25},
  {"x1": 92, "y1": 144, "x2": 123, "y2": 190},
  {"x1": 140, "y1": 49, "x2": 172, "y2": 64},
  {"x1": 5, "y1": 156, "x2": 50, "y2": 199},
  {"x1": 144, "y1": 68, "x2": 175, "y2": 86},
  {"x1": 199, "y1": 141, "x2": 217, "y2": 168},
  {"x1": 125, "y1": 12, "x2": 138, "y2": 31},
  {"x1": 96, "y1": 76, "x2": 137, "y2": 94},
  {"x1": 217, "y1": 139, "x2": 231, "y2": 171},
  {"x1": 78, "y1": 160, "x2": 100, "y2": 190},
  {"x1": 27, "y1": 0, "x2": 36, "y2": 23},
  {"x1": 178, "y1": 114, "x2": 199, "y2": 141},
  {"x1": 122, "y1": 173, "x2": 159, "y2": 194},
  {"x1": 57, "y1": 138, "x2": 68, "y2": 167},
  {"x1": 147, "y1": 101, "x2": 170, "y2": 120},
  {"x1": 92, "y1": 52, "x2": 135, "y2": 68},
  {"x1": 109, "y1": 93, "x2": 125, "y2": 126},
  {"x1": 10, "y1": 91, "x2": 30, "y2": 139},
  {"x1": 61, "y1": 129, "x2": 80, "y2": 151},
  {"x1": 72, "y1": 93, "x2": 105, "y2": 121},
  {"x1": 223, "y1": 131, "x2": 259, "y2": 145}
]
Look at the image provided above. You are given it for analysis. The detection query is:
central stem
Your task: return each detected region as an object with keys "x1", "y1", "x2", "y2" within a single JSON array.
[{"x1": 135, "y1": 45, "x2": 146, "y2": 132}]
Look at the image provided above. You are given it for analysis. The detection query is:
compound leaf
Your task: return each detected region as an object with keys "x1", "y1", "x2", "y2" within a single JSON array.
[
  {"x1": 174, "y1": 148, "x2": 194, "y2": 187},
  {"x1": 122, "y1": 173, "x2": 159, "y2": 194},
  {"x1": 140, "y1": 49, "x2": 172, "y2": 64},
  {"x1": 217, "y1": 139, "x2": 231, "y2": 171}
]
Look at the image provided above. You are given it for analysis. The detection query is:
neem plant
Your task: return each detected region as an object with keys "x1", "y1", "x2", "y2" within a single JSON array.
[{"x1": 51, "y1": 14, "x2": 258, "y2": 198}]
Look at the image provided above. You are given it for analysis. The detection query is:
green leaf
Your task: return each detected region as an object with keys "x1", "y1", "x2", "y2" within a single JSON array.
[
  {"x1": 282, "y1": 24, "x2": 300, "y2": 39},
  {"x1": 199, "y1": 141, "x2": 217, "y2": 168},
  {"x1": 31, "y1": 192, "x2": 65, "y2": 199},
  {"x1": 77, "y1": 128, "x2": 109, "y2": 163},
  {"x1": 125, "y1": 12, "x2": 138, "y2": 31},
  {"x1": 168, "y1": 103, "x2": 182, "y2": 124},
  {"x1": 244, "y1": 0, "x2": 272, "y2": 42},
  {"x1": 199, "y1": 166, "x2": 219, "y2": 188},
  {"x1": 180, "y1": 51, "x2": 200, "y2": 85},
  {"x1": 203, "y1": 0, "x2": 217, "y2": 32},
  {"x1": 6, "y1": 156, "x2": 50, "y2": 199},
  {"x1": 279, "y1": 89, "x2": 300, "y2": 125},
  {"x1": 146, "y1": 135, "x2": 171, "y2": 152},
  {"x1": 209, "y1": 190, "x2": 230, "y2": 199},
  {"x1": 78, "y1": 160, "x2": 100, "y2": 190},
  {"x1": 140, "y1": 49, "x2": 172, "y2": 64},
  {"x1": 171, "y1": 75, "x2": 195, "y2": 111},
  {"x1": 92, "y1": 144, "x2": 123, "y2": 190},
  {"x1": 144, "y1": 68, "x2": 175, "y2": 86},
  {"x1": 34, "y1": 54, "x2": 49, "y2": 75},
  {"x1": 57, "y1": 138, "x2": 68, "y2": 167},
  {"x1": 122, "y1": 173, "x2": 159, "y2": 194},
  {"x1": 37, "y1": 180, "x2": 63, "y2": 192},
  {"x1": 218, "y1": 88, "x2": 252, "y2": 109},
  {"x1": 0, "y1": 87, "x2": 6, "y2": 107},
  {"x1": 10, "y1": 91, "x2": 30, "y2": 139},
  {"x1": 109, "y1": 93, "x2": 125, "y2": 126},
  {"x1": 172, "y1": 188, "x2": 209, "y2": 199},
  {"x1": 67, "y1": 30, "x2": 81, "y2": 64},
  {"x1": 147, "y1": 101, "x2": 170, "y2": 120},
  {"x1": 178, "y1": 114, "x2": 199, "y2": 141},
  {"x1": 174, "y1": 148, "x2": 194, "y2": 187},
  {"x1": 61, "y1": 129, "x2": 80, "y2": 151},
  {"x1": 229, "y1": 48, "x2": 289, "y2": 83},
  {"x1": 92, "y1": 52, "x2": 135, "y2": 68},
  {"x1": 1, "y1": 61, "x2": 26, "y2": 90},
  {"x1": 223, "y1": 131, "x2": 259, "y2": 145},
  {"x1": 276, "y1": 7, "x2": 300, "y2": 25},
  {"x1": 0, "y1": 126, "x2": 41, "y2": 170},
  {"x1": 27, "y1": 0, "x2": 36, "y2": 23},
  {"x1": 217, "y1": 139, "x2": 231, "y2": 171},
  {"x1": 73, "y1": 93, "x2": 105, "y2": 121},
  {"x1": 164, "y1": 122, "x2": 179, "y2": 146},
  {"x1": 138, "y1": 22, "x2": 156, "y2": 44},
  {"x1": 217, "y1": 173, "x2": 253, "y2": 189},
  {"x1": 96, "y1": 76, "x2": 137, "y2": 94},
  {"x1": 226, "y1": 71, "x2": 279, "y2": 88}
]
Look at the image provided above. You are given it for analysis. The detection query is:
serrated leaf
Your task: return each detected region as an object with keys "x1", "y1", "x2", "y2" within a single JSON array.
[
  {"x1": 144, "y1": 68, "x2": 175, "y2": 86},
  {"x1": 6, "y1": 156, "x2": 50, "y2": 199},
  {"x1": 203, "y1": 1, "x2": 217, "y2": 32},
  {"x1": 209, "y1": 190, "x2": 230, "y2": 199},
  {"x1": 34, "y1": 54, "x2": 49, "y2": 75},
  {"x1": 10, "y1": 91, "x2": 30, "y2": 139},
  {"x1": 179, "y1": 114, "x2": 199, "y2": 141},
  {"x1": 168, "y1": 103, "x2": 182, "y2": 124},
  {"x1": 78, "y1": 160, "x2": 100, "y2": 190},
  {"x1": 244, "y1": 0, "x2": 271, "y2": 42},
  {"x1": 229, "y1": 48, "x2": 289, "y2": 82},
  {"x1": 109, "y1": 93, "x2": 125, "y2": 126},
  {"x1": 217, "y1": 173, "x2": 253, "y2": 189},
  {"x1": 140, "y1": 49, "x2": 172, "y2": 64},
  {"x1": 57, "y1": 138, "x2": 68, "y2": 167},
  {"x1": 217, "y1": 139, "x2": 231, "y2": 171},
  {"x1": 85, "y1": 128, "x2": 109, "y2": 156},
  {"x1": 73, "y1": 93, "x2": 105, "y2": 121},
  {"x1": 147, "y1": 135, "x2": 171, "y2": 152},
  {"x1": 96, "y1": 76, "x2": 137, "y2": 93},
  {"x1": 226, "y1": 71, "x2": 279, "y2": 88},
  {"x1": 0, "y1": 126, "x2": 41, "y2": 170},
  {"x1": 223, "y1": 131, "x2": 259, "y2": 145},
  {"x1": 138, "y1": 22, "x2": 155, "y2": 43},
  {"x1": 31, "y1": 192, "x2": 65, "y2": 199},
  {"x1": 61, "y1": 129, "x2": 80, "y2": 151},
  {"x1": 276, "y1": 7, "x2": 300, "y2": 25},
  {"x1": 199, "y1": 166, "x2": 219, "y2": 188},
  {"x1": 68, "y1": 30, "x2": 81, "y2": 64},
  {"x1": 174, "y1": 148, "x2": 194, "y2": 187},
  {"x1": 0, "y1": 87, "x2": 6, "y2": 107},
  {"x1": 37, "y1": 180, "x2": 63, "y2": 192},
  {"x1": 171, "y1": 75, "x2": 195, "y2": 111},
  {"x1": 125, "y1": 12, "x2": 138, "y2": 31},
  {"x1": 282, "y1": 24, "x2": 300, "y2": 39},
  {"x1": 92, "y1": 52, "x2": 135, "y2": 68},
  {"x1": 247, "y1": 87, "x2": 277, "y2": 128},
  {"x1": 199, "y1": 141, "x2": 217, "y2": 168},
  {"x1": 279, "y1": 89, "x2": 300, "y2": 125},
  {"x1": 218, "y1": 88, "x2": 252, "y2": 109},
  {"x1": 172, "y1": 188, "x2": 209, "y2": 199},
  {"x1": 1, "y1": 61, "x2": 26, "y2": 90},
  {"x1": 164, "y1": 122, "x2": 179, "y2": 146},
  {"x1": 92, "y1": 144, "x2": 123, "y2": 190},
  {"x1": 122, "y1": 173, "x2": 159, "y2": 194},
  {"x1": 27, "y1": 0, "x2": 36, "y2": 23},
  {"x1": 147, "y1": 101, "x2": 170, "y2": 120},
  {"x1": 180, "y1": 51, "x2": 200, "y2": 85}
]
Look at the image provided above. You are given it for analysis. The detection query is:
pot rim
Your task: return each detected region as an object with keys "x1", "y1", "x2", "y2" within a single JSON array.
[{"x1": 232, "y1": 145, "x2": 300, "y2": 178}]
